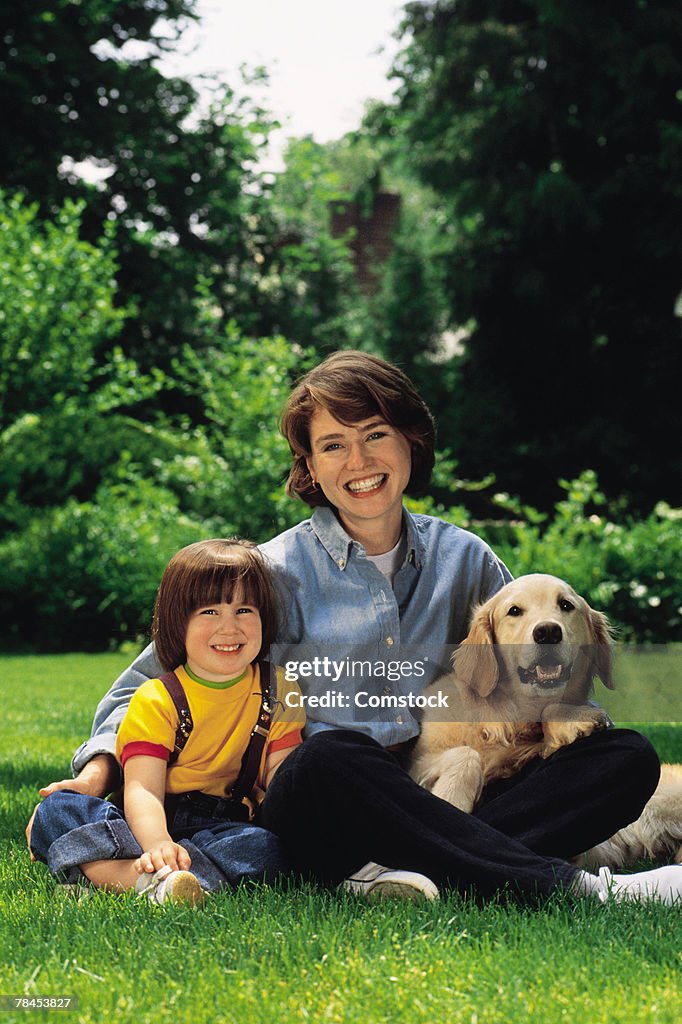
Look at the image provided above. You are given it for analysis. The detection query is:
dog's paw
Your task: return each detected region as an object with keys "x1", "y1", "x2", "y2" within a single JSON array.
[
  {"x1": 541, "y1": 706, "x2": 610, "y2": 757},
  {"x1": 413, "y1": 747, "x2": 484, "y2": 813}
]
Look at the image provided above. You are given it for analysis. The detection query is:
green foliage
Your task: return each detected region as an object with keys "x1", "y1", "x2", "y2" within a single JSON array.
[
  {"x1": 161, "y1": 326, "x2": 314, "y2": 539},
  {"x1": 0, "y1": 2, "x2": 280, "y2": 367},
  {"x1": 0, "y1": 193, "x2": 128, "y2": 428},
  {"x1": 0, "y1": 193, "x2": 168, "y2": 532},
  {"x1": 0, "y1": 194, "x2": 312, "y2": 650},
  {"x1": 475, "y1": 471, "x2": 682, "y2": 643},
  {"x1": 0, "y1": 480, "x2": 205, "y2": 651},
  {"x1": 264, "y1": 136, "x2": 376, "y2": 353},
  {"x1": 381, "y1": 0, "x2": 682, "y2": 510}
]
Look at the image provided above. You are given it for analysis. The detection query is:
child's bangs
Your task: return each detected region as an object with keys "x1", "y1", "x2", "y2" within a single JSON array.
[{"x1": 188, "y1": 559, "x2": 254, "y2": 611}]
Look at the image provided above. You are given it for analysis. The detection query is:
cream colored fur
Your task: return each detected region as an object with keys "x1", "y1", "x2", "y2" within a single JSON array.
[
  {"x1": 410, "y1": 574, "x2": 682, "y2": 867},
  {"x1": 411, "y1": 574, "x2": 613, "y2": 812}
]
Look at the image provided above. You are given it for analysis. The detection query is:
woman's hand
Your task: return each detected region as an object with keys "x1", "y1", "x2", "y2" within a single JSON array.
[
  {"x1": 135, "y1": 840, "x2": 192, "y2": 875},
  {"x1": 25, "y1": 754, "x2": 119, "y2": 857}
]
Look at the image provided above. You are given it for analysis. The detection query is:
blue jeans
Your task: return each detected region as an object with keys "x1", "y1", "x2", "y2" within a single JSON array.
[{"x1": 30, "y1": 790, "x2": 290, "y2": 891}]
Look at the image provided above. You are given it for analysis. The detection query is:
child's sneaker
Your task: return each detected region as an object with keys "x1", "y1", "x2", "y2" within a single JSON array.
[{"x1": 135, "y1": 864, "x2": 204, "y2": 906}]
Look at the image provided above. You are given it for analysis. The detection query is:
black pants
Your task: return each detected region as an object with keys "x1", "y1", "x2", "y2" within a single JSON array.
[{"x1": 260, "y1": 727, "x2": 660, "y2": 900}]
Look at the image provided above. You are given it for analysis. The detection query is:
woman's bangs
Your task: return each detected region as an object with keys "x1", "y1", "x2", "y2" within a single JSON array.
[{"x1": 311, "y1": 388, "x2": 381, "y2": 432}]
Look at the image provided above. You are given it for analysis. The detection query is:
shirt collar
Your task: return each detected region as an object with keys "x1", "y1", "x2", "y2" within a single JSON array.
[
  {"x1": 310, "y1": 505, "x2": 423, "y2": 571},
  {"x1": 310, "y1": 507, "x2": 354, "y2": 569}
]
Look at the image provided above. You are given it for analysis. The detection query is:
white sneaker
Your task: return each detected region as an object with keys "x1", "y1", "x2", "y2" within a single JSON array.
[
  {"x1": 135, "y1": 864, "x2": 204, "y2": 906},
  {"x1": 342, "y1": 861, "x2": 439, "y2": 901},
  {"x1": 597, "y1": 864, "x2": 682, "y2": 905}
]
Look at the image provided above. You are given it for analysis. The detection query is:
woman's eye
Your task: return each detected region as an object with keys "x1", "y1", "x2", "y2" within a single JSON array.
[
  {"x1": 322, "y1": 443, "x2": 342, "y2": 452},
  {"x1": 558, "y1": 599, "x2": 575, "y2": 612},
  {"x1": 367, "y1": 431, "x2": 386, "y2": 441},
  {"x1": 507, "y1": 605, "x2": 523, "y2": 617}
]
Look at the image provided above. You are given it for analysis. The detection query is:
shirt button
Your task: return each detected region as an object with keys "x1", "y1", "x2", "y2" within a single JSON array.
[
  {"x1": 338, "y1": 558, "x2": 345, "y2": 568},
  {"x1": 383, "y1": 686, "x2": 391, "y2": 696},
  {"x1": 396, "y1": 715, "x2": 404, "y2": 725},
  {"x1": 386, "y1": 637, "x2": 394, "y2": 646}
]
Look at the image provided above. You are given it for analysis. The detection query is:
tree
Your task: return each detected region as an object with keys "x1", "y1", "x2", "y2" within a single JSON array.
[
  {"x1": 0, "y1": 1, "x2": 275, "y2": 367},
  {"x1": 384, "y1": 0, "x2": 682, "y2": 509}
]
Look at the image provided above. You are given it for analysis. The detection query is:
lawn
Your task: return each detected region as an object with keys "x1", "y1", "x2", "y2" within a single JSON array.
[{"x1": 1, "y1": 654, "x2": 681, "y2": 1024}]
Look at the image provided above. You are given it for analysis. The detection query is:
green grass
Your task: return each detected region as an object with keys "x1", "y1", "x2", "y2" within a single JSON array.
[{"x1": 1, "y1": 654, "x2": 682, "y2": 1024}]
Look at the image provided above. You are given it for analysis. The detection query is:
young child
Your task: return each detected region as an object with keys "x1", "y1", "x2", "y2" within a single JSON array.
[{"x1": 31, "y1": 539, "x2": 305, "y2": 904}]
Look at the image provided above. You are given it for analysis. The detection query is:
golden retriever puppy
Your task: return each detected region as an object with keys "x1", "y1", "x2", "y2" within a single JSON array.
[
  {"x1": 410, "y1": 573, "x2": 613, "y2": 813},
  {"x1": 411, "y1": 573, "x2": 682, "y2": 868}
]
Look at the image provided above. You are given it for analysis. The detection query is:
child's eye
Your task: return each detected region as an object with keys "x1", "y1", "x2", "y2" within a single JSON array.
[
  {"x1": 199, "y1": 608, "x2": 218, "y2": 616},
  {"x1": 236, "y1": 606, "x2": 256, "y2": 615}
]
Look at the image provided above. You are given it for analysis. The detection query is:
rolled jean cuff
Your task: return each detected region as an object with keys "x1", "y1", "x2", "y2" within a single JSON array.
[{"x1": 42, "y1": 821, "x2": 143, "y2": 884}]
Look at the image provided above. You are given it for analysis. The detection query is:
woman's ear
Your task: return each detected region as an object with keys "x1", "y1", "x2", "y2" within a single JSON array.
[
  {"x1": 453, "y1": 605, "x2": 499, "y2": 698},
  {"x1": 589, "y1": 608, "x2": 615, "y2": 690}
]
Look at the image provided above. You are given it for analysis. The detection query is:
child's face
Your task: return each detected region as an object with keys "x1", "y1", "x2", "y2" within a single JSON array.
[{"x1": 185, "y1": 594, "x2": 262, "y2": 682}]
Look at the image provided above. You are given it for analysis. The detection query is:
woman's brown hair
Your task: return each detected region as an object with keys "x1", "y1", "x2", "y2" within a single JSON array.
[
  {"x1": 151, "y1": 539, "x2": 279, "y2": 671},
  {"x1": 280, "y1": 350, "x2": 436, "y2": 508}
]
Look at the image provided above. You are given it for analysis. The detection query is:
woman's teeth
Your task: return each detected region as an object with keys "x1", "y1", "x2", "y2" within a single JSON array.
[{"x1": 346, "y1": 474, "x2": 385, "y2": 493}]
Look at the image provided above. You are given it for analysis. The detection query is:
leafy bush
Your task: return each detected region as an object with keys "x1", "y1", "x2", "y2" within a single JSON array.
[
  {"x1": 0, "y1": 480, "x2": 206, "y2": 651},
  {"x1": 455, "y1": 472, "x2": 682, "y2": 643}
]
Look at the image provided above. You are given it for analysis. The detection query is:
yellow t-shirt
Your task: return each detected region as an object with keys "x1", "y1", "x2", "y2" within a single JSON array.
[{"x1": 116, "y1": 663, "x2": 305, "y2": 800}]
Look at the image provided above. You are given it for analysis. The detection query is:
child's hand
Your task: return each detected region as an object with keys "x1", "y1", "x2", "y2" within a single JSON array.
[{"x1": 135, "y1": 841, "x2": 192, "y2": 875}]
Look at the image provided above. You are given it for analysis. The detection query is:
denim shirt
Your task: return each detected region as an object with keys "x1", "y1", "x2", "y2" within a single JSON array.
[{"x1": 72, "y1": 507, "x2": 510, "y2": 772}]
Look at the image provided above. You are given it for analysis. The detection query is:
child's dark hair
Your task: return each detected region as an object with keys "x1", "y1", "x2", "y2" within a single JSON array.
[{"x1": 152, "y1": 539, "x2": 279, "y2": 671}]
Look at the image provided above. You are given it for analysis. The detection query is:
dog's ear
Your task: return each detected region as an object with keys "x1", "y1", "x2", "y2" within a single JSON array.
[
  {"x1": 453, "y1": 605, "x2": 499, "y2": 698},
  {"x1": 589, "y1": 608, "x2": 615, "y2": 690}
]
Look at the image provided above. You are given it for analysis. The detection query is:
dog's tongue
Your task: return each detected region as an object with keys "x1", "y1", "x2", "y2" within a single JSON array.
[{"x1": 535, "y1": 660, "x2": 563, "y2": 682}]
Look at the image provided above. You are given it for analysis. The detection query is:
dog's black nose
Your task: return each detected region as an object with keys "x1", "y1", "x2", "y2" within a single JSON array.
[{"x1": 533, "y1": 621, "x2": 563, "y2": 644}]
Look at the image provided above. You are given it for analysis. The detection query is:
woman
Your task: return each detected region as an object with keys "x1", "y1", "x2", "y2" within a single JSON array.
[{"x1": 29, "y1": 351, "x2": 681, "y2": 903}]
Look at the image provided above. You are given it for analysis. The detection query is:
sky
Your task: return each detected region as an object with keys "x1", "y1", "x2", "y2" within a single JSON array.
[{"x1": 158, "y1": 0, "x2": 406, "y2": 157}]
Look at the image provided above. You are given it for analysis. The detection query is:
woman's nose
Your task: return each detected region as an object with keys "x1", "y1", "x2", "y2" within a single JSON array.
[{"x1": 345, "y1": 441, "x2": 370, "y2": 470}]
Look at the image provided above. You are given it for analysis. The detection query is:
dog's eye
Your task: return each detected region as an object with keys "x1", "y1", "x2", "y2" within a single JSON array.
[
  {"x1": 507, "y1": 605, "x2": 523, "y2": 617},
  {"x1": 558, "y1": 599, "x2": 575, "y2": 612}
]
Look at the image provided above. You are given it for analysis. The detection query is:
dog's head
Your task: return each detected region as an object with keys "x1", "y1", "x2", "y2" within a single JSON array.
[{"x1": 453, "y1": 574, "x2": 614, "y2": 701}]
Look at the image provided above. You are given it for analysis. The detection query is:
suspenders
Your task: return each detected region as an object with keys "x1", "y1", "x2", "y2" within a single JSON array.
[{"x1": 158, "y1": 661, "x2": 275, "y2": 818}]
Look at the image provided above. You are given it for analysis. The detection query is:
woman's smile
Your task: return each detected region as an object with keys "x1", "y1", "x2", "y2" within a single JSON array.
[{"x1": 345, "y1": 473, "x2": 387, "y2": 495}]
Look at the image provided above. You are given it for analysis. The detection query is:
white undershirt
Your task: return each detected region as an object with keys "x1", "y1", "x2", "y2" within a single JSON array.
[{"x1": 365, "y1": 532, "x2": 407, "y2": 587}]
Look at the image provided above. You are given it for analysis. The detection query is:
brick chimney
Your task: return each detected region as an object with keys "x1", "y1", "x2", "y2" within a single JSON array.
[{"x1": 330, "y1": 191, "x2": 401, "y2": 295}]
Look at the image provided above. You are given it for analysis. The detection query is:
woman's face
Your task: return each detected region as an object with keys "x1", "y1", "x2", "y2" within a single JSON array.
[{"x1": 305, "y1": 407, "x2": 412, "y2": 543}]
